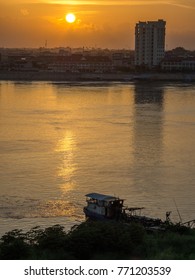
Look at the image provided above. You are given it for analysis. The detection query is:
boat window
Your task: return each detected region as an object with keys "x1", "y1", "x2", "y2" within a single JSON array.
[
  {"x1": 88, "y1": 198, "x2": 97, "y2": 204},
  {"x1": 98, "y1": 200, "x2": 104, "y2": 206}
]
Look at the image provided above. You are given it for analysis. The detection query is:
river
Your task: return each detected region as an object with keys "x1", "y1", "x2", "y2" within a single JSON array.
[{"x1": 0, "y1": 81, "x2": 195, "y2": 236}]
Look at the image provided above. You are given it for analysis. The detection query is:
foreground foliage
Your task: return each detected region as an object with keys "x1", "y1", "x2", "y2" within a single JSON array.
[{"x1": 0, "y1": 221, "x2": 195, "y2": 260}]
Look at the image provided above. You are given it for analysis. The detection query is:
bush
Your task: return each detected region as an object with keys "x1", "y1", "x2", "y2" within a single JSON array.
[
  {"x1": 66, "y1": 221, "x2": 146, "y2": 259},
  {"x1": 0, "y1": 222, "x2": 194, "y2": 260},
  {"x1": 0, "y1": 229, "x2": 30, "y2": 259}
]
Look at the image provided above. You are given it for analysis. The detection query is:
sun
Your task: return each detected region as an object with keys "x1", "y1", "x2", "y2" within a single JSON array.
[{"x1": 65, "y1": 13, "x2": 76, "y2": 23}]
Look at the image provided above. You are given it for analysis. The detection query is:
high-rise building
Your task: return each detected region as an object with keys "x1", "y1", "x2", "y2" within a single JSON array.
[{"x1": 135, "y1": 19, "x2": 166, "y2": 69}]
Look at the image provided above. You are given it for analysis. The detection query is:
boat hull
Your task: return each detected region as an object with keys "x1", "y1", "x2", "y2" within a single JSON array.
[{"x1": 83, "y1": 207, "x2": 111, "y2": 221}]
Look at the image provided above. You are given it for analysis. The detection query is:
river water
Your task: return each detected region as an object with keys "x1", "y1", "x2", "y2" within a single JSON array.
[{"x1": 0, "y1": 81, "x2": 195, "y2": 236}]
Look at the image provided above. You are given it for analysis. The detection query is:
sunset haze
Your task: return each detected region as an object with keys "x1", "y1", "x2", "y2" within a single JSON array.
[{"x1": 0, "y1": 0, "x2": 195, "y2": 49}]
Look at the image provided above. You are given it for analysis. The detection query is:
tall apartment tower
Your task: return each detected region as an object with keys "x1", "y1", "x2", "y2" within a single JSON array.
[{"x1": 135, "y1": 19, "x2": 166, "y2": 68}]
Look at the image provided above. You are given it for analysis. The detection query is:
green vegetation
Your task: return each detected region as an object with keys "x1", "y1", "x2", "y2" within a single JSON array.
[{"x1": 0, "y1": 221, "x2": 195, "y2": 260}]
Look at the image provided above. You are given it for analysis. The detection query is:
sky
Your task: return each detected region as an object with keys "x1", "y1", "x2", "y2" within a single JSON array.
[{"x1": 0, "y1": 0, "x2": 195, "y2": 50}]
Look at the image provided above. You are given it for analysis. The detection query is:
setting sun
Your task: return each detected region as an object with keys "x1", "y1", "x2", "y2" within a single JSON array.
[{"x1": 65, "y1": 13, "x2": 76, "y2": 23}]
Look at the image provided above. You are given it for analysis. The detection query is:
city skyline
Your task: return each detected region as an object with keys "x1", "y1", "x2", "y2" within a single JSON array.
[{"x1": 0, "y1": 1, "x2": 195, "y2": 50}]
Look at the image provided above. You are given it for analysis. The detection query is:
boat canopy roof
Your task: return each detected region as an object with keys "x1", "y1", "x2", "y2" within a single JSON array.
[{"x1": 85, "y1": 193, "x2": 122, "y2": 202}]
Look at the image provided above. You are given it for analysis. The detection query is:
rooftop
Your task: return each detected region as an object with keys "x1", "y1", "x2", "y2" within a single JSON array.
[{"x1": 85, "y1": 193, "x2": 121, "y2": 201}]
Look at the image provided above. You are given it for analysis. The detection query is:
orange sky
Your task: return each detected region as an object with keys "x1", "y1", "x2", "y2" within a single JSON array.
[{"x1": 0, "y1": 0, "x2": 195, "y2": 49}]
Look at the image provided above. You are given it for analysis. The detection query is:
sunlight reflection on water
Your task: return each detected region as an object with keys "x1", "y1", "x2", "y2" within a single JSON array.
[{"x1": 0, "y1": 81, "x2": 195, "y2": 235}]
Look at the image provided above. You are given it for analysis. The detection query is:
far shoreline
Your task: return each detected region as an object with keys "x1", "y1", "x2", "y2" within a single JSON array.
[{"x1": 0, "y1": 71, "x2": 195, "y2": 82}]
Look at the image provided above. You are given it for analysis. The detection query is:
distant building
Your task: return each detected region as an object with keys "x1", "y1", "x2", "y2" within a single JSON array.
[
  {"x1": 112, "y1": 51, "x2": 135, "y2": 71},
  {"x1": 49, "y1": 54, "x2": 112, "y2": 73},
  {"x1": 161, "y1": 57, "x2": 195, "y2": 72},
  {"x1": 135, "y1": 19, "x2": 166, "y2": 69}
]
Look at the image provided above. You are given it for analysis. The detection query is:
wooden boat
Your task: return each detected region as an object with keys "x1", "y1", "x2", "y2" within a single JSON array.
[
  {"x1": 83, "y1": 193, "x2": 124, "y2": 221},
  {"x1": 83, "y1": 193, "x2": 162, "y2": 227},
  {"x1": 83, "y1": 193, "x2": 195, "y2": 231}
]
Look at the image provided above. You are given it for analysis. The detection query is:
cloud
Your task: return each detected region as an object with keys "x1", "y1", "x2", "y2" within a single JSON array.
[
  {"x1": 47, "y1": 1, "x2": 169, "y2": 5},
  {"x1": 20, "y1": 9, "x2": 30, "y2": 16},
  {"x1": 46, "y1": 0, "x2": 195, "y2": 10},
  {"x1": 168, "y1": 1, "x2": 195, "y2": 10}
]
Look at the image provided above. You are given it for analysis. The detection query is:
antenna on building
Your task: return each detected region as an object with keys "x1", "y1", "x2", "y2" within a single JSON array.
[{"x1": 45, "y1": 40, "x2": 48, "y2": 48}]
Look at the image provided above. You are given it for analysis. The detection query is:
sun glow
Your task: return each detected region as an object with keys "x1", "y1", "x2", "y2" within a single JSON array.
[{"x1": 65, "y1": 13, "x2": 76, "y2": 23}]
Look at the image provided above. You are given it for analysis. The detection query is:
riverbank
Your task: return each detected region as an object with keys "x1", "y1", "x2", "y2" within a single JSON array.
[
  {"x1": 0, "y1": 221, "x2": 195, "y2": 260},
  {"x1": 0, "y1": 71, "x2": 195, "y2": 82},
  {"x1": 0, "y1": 71, "x2": 132, "y2": 82}
]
